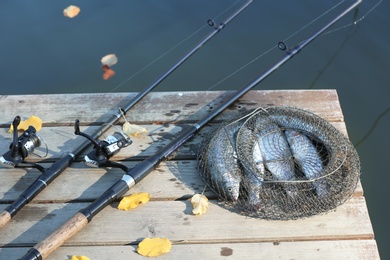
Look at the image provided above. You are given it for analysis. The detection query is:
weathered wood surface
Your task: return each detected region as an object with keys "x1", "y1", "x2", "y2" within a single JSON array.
[
  {"x1": 0, "y1": 197, "x2": 374, "y2": 245},
  {"x1": 0, "y1": 90, "x2": 344, "y2": 126},
  {"x1": 0, "y1": 240, "x2": 379, "y2": 260},
  {"x1": 0, "y1": 90, "x2": 379, "y2": 259}
]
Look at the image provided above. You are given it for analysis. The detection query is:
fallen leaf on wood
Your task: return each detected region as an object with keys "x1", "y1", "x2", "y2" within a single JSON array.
[
  {"x1": 117, "y1": 192, "x2": 150, "y2": 210},
  {"x1": 119, "y1": 109, "x2": 148, "y2": 137},
  {"x1": 123, "y1": 121, "x2": 148, "y2": 137},
  {"x1": 191, "y1": 194, "x2": 208, "y2": 215},
  {"x1": 137, "y1": 237, "x2": 172, "y2": 257},
  {"x1": 8, "y1": 116, "x2": 42, "y2": 133},
  {"x1": 70, "y1": 256, "x2": 90, "y2": 260}
]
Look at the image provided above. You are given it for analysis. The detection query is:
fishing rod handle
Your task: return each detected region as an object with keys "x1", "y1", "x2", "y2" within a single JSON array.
[
  {"x1": 0, "y1": 154, "x2": 75, "y2": 230},
  {"x1": 20, "y1": 212, "x2": 88, "y2": 260},
  {"x1": 0, "y1": 211, "x2": 11, "y2": 228}
]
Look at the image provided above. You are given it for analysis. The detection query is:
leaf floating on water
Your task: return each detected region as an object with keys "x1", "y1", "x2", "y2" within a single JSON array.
[
  {"x1": 137, "y1": 237, "x2": 172, "y2": 257},
  {"x1": 102, "y1": 65, "x2": 116, "y2": 80},
  {"x1": 101, "y1": 54, "x2": 118, "y2": 80},
  {"x1": 117, "y1": 192, "x2": 150, "y2": 210},
  {"x1": 8, "y1": 116, "x2": 42, "y2": 133},
  {"x1": 101, "y1": 54, "x2": 118, "y2": 67},
  {"x1": 63, "y1": 5, "x2": 80, "y2": 18},
  {"x1": 123, "y1": 122, "x2": 148, "y2": 137},
  {"x1": 70, "y1": 256, "x2": 90, "y2": 260},
  {"x1": 191, "y1": 194, "x2": 208, "y2": 215}
]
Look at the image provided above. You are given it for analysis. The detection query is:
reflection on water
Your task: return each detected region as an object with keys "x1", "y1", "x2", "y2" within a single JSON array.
[{"x1": 1, "y1": 0, "x2": 389, "y2": 258}]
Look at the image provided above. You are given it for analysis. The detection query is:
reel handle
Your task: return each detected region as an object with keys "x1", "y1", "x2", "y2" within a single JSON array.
[
  {"x1": 74, "y1": 119, "x2": 102, "y2": 149},
  {"x1": 11, "y1": 116, "x2": 21, "y2": 157}
]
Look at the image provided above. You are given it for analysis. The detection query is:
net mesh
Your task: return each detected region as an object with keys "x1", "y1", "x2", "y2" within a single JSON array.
[{"x1": 197, "y1": 106, "x2": 361, "y2": 220}]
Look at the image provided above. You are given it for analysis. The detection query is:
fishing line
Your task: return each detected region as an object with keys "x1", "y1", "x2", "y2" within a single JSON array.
[
  {"x1": 206, "y1": 0, "x2": 381, "y2": 91},
  {"x1": 109, "y1": 0, "x2": 241, "y2": 93},
  {"x1": 321, "y1": 0, "x2": 383, "y2": 36},
  {"x1": 30, "y1": 133, "x2": 48, "y2": 159},
  {"x1": 308, "y1": 18, "x2": 359, "y2": 89},
  {"x1": 355, "y1": 107, "x2": 390, "y2": 148},
  {"x1": 308, "y1": 0, "x2": 385, "y2": 148},
  {"x1": 206, "y1": 0, "x2": 346, "y2": 91}
]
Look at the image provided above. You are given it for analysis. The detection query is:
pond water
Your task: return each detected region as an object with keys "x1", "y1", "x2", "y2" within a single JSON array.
[{"x1": 1, "y1": 1, "x2": 389, "y2": 258}]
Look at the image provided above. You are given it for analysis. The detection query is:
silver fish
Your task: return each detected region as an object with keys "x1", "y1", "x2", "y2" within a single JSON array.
[
  {"x1": 265, "y1": 106, "x2": 346, "y2": 198},
  {"x1": 255, "y1": 116, "x2": 296, "y2": 183},
  {"x1": 238, "y1": 126, "x2": 265, "y2": 208},
  {"x1": 265, "y1": 107, "x2": 339, "y2": 153},
  {"x1": 207, "y1": 123, "x2": 242, "y2": 202},
  {"x1": 253, "y1": 114, "x2": 299, "y2": 201},
  {"x1": 285, "y1": 130, "x2": 328, "y2": 198}
]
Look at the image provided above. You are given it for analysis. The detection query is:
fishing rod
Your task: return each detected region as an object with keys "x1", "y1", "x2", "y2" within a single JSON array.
[
  {"x1": 19, "y1": 1, "x2": 362, "y2": 259},
  {"x1": 0, "y1": 0, "x2": 252, "y2": 229}
]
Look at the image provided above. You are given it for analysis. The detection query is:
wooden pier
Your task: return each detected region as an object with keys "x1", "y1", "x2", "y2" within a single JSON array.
[{"x1": 0, "y1": 90, "x2": 380, "y2": 259}]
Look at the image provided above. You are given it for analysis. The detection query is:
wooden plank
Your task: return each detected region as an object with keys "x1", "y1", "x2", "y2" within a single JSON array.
[
  {"x1": 1, "y1": 240, "x2": 380, "y2": 260},
  {"x1": 0, "y1": 161, "x2": 209, "y2": 203},
  {"x1": 0, "y1": 196, "x2": 373, "y2": 246},
  {"x1": 0, "y1": 90, "x2": 343, "y2": 126},
  {"x1": 0, "y1": 161, "x2": 364, "y2": 203},
  {"x1": 0, "y1": 121, "x2": 350, "y2": 162}
]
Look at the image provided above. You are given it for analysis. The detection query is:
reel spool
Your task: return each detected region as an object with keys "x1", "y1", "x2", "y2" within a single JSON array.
[{"x1": 0, "y1": 116, "x2": 45, "y2": 171}]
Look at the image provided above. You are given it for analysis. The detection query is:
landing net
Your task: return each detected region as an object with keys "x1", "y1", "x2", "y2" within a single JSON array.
[{"x1": 197, "y1": 106, "x2": 360, "y2": 220}]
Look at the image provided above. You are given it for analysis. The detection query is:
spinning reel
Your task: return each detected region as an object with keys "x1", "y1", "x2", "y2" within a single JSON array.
[
  {"x1": 74, "y1": 119, "x2": 132, "y2": 172},
  {"x1": 0, "y1": 116, "x2": 45, "y2": 172}
]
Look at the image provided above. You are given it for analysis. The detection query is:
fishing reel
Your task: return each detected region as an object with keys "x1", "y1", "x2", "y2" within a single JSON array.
[
  {"x1": 0, "y1": 116, "x2": 45, "y2": 172},
  {"x1": 74, "y1": 119, "x2": 132, "y2": 171}
]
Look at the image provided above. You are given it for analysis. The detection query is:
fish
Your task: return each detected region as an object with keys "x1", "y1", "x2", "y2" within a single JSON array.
[
  {"x1": 265, "y1": 107, "x2": 337, "y2": 152},
  {"x1": 285, "y1": 130, "x2": 328, "y2": 198},
  {"x1": 207, "y1": 123, "x2": 242, "y2": 202},
  {"x1": 264, "y1": 106, "x2": 346, "y2": 190},
  {"x1": 237, "y1": 126, "x2": 265, "y2": 208},
  {"x1": 252, "y1": 114, "x2": 299, "y2": 200},
  {"x1": 255, "y1": 115, "x2": 296, "y2": 182}
]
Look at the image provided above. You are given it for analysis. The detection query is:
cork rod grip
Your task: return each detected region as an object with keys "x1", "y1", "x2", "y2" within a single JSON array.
[
  {"x1": 33, "y1": 212, "x2": 88, "y2": 259},
  {"x1": 0, "y1": 211, "x2": 11, "y2": 228}
]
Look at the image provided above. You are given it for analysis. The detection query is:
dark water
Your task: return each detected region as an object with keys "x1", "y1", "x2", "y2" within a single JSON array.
[{"x1": 2, "y1": 0, "x2": 389, "y2": 258}]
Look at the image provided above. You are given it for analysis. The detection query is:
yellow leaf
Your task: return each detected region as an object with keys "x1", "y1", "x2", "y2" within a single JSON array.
[
  {"x1": 137, "y1": 237, "x2": 172, "y2": 257},
  {"x1": 64, "y1": 5, "x2": 80, "y2": 18},
  {"x1": 8, "y1": 116, "x2": 42, "y2": 133},
  {"x1": 122, "y1": 122, "x2": 148, "y2": 138},
  {"x1": 71, "y1": 256, "x2": 90, "y2": 260},
  {"x1": 191, "y1": 194, "x2": 208, "y2": 215},
  {"x1": 117, "y1": 192, "x2": 150, "y2": 210}
]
